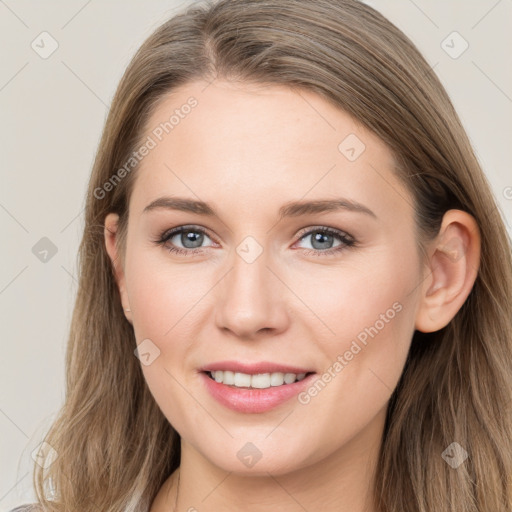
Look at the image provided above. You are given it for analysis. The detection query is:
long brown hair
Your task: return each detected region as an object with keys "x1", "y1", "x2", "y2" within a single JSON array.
[{"x1": 33, "y1": 0, "x2": 512, "y2": 510}]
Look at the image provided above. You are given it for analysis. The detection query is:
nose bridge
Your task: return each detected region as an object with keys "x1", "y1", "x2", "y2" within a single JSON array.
[
  {"x1": 227, "y1": 241, "x2": 273, "y2": 312},
  {"x1": 215, "y1": 237, "x2": 287, "y2": 337}
]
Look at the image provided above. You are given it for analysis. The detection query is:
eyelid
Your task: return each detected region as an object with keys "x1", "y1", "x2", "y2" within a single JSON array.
[
  {"x1": 160, "y1": 224, "x2": 213, "y2": 238},
  {"x1": 156, "y1": 224, "x2": 356, "y2": 256},
  {"x1": 295, "y1": 225, "x2": 353, "y2": 241},
  {"x1": 160, "y1": 224, "x2": 353, "y2": 242}
]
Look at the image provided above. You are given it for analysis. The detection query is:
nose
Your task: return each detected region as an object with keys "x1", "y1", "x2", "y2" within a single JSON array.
[{"x1": 215, "y1": 247, "x2": 289, "y2": 340}]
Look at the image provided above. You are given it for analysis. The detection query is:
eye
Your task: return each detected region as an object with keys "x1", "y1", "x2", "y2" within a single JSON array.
[
  {"x1": 294, "y1": 226, "x2": 355, "y2": 256},
  {"x1": 155, "y1": 225, "x2": 215, "y2": 256},
  {"x1": 154, "y1": 225, "x2": 356, "y2": 257}
]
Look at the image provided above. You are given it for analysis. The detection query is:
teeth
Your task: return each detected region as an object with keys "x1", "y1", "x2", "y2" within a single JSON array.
[
  {"x1": 210, "y1": 371, "x2": 308, "y2": 389},
  {"x1": 284, "y1": 372, "x2": 296, "y2": 384},
  {"x1": 270, "y1": 372, "x2": 284, "y2": 386},
  {"x1": 223, "y1": 370, "x2": 235, "y2": 385},
  {"x1": 234, "y1": 372, "x2": 251, "y2": 387}
]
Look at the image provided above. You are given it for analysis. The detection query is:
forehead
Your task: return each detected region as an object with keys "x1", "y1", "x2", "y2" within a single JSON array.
[{"x1": 129, "y1": 80, "x2": 413, "y2": 224}]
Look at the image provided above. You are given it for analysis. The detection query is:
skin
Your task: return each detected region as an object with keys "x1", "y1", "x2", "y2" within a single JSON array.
[{"x1": 104, "y1": 80, "x2": 480, "y2": 512}]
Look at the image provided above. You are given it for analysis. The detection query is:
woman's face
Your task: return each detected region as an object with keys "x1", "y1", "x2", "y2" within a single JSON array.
[{"x1": 112, "y1": 80, "x2": 425, "y2": 476}]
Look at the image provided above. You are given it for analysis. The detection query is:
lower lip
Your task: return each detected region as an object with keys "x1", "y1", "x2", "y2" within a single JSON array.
[{"x1": 200, "y1": 372, "x2": 316, "y2": 413}]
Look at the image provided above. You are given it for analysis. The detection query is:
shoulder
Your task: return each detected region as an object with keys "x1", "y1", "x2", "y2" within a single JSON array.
[{"x1": 8, "y1": 505, "x2": 40, "y2": 512}]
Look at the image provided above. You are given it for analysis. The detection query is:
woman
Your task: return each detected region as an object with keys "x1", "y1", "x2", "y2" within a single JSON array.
[{"x1": 13, "y1": 0, "x2": 512, "y2": 510}]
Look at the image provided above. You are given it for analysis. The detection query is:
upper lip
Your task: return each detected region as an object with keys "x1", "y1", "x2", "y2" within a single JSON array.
[{"x1": 200, "y1": 361, "x2": 315, "y2": 375}]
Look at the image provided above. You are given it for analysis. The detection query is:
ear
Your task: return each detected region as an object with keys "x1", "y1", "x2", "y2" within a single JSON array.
[
  {"x1": 415, "y1": 209, "x2": 481, "y2": 333},
  {"x1": 104, "y1": 212, "x2": 132, "y2": 324}
]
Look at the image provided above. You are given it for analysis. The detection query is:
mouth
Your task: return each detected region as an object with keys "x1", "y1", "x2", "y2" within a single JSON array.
[
  {"x1": 204, "y1": 370, "x2": 314, "y2": 389},
  {"x1": 199, "y1": 362, "x2": 317, "y2": 413}
]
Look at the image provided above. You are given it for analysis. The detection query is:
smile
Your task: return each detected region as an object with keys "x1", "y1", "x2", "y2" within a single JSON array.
[
  {"x1": 200, "y1": 364, "x2": 317, "y2": 413},
  {"x1": 207, "y1": 370, "x2": 308, "y2": 388}
]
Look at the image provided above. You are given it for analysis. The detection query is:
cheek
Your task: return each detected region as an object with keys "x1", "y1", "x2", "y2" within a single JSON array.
[
  {"x1": 124, "y1": 247, "x2": 210, "y2": 433},
  {"x1": 293, "y1": 247, "x2": 419, "y2": 405},
  {"x1": 125, "y1": 247, "x2": 213, "y2": 343},
  {"x1": 291, "y1": 245, "x2": 418, "y2": 347}
]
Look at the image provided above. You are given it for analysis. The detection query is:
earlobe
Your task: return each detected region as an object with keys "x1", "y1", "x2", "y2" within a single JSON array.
[
  {"x1": 104, "y1": 213, "x2": 132, "y2": 322},
  {"x1": 415, "y1": 210, "x2": 481, "y2": 333}
]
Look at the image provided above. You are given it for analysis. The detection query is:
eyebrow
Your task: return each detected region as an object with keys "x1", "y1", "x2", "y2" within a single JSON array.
[{"x1": 142, "y1": 196, "x2": 377, "y2": 219}]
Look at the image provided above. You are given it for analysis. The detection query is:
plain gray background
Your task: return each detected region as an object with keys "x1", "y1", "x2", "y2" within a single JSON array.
[{"x1": 1, "y1": 0, "x2": 511, "y2": 508}]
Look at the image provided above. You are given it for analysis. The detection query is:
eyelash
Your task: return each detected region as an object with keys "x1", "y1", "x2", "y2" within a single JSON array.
[{"x1": 154, "y1": 224, "x2": 356, "y2": 257}]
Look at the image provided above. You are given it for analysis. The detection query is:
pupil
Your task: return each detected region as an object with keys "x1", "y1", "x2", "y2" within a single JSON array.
[
  {"x1": 183, "y1": 230, "x2": 203, "y2": 248},
  {"x1": 312, "y1": 232, "x2": 332, "y2": 250}
]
